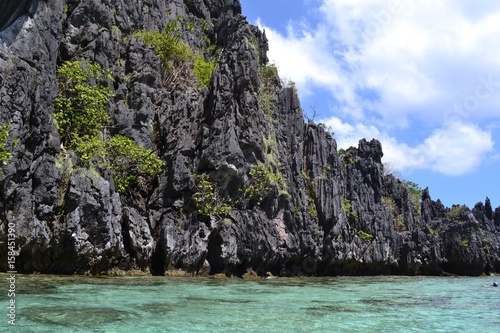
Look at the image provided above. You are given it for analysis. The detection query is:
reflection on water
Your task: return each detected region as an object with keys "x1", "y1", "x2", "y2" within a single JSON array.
[{"x1": 2, "y1": 274, "x2": 499, "y2": 332}]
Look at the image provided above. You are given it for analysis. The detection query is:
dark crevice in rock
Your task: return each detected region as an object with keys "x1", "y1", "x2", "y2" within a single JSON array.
[
  {"x1": 121, "y1": 214, "x2": 135, "y2": 259},
  {"x1": 206, "y1": 231, "x2": 224, "y2": 275},
  {"x1": 150, "y1": 237, "x2": 167, "y2": 276}
]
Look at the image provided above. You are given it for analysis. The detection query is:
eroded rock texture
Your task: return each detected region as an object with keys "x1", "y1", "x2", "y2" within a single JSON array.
[{"x1": 0, "y1": 0, "x2": 499, "y2": 276}]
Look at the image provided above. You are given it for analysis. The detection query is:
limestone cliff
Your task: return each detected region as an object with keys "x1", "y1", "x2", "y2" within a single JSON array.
[{"x1": 0, "y1": 0, "x2": 499, "y2": 276}]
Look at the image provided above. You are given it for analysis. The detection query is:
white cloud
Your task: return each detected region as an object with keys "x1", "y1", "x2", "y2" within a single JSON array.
[
  {"x1": 261, "y1": 24, "x2": 340, "y2": 90},
  {"x1": 261, "y1": 0, "x2": 500, "y2": 124},
  {"x1": 258, "y1": 0, "x2": 500, "y2": 176},
  {"x1": 323, "y1": 117, "x2": 495, "y2": 176}
]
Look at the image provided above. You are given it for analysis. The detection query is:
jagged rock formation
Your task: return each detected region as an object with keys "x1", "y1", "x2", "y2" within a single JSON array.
[
  {"x1": 0, "y1": 0, "x2": 39, "y2": 32},
  {"x1": 0, "y1": 0, "x2": 499, "y2": 276}
]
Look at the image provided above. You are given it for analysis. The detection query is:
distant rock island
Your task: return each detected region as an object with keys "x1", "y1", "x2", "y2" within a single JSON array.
[{"x1": 0, "y1": 0, "x2": 498, "y2": 277}]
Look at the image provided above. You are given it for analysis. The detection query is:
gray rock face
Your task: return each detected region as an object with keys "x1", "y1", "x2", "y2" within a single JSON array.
[
  {"x1": 0, "y1": 0, "x2": 499, "y2": 276},
  {"x1": 0, "y1": 0, "x2": 39, "y2": 32}
]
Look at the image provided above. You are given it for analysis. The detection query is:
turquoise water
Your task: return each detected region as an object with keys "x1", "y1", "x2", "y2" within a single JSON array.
[{"x1": 2, "y1": 274, "x2": 499, "y2": 332}]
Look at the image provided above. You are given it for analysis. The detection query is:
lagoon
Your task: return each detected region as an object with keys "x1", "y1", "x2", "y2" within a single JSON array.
[{"x1": 2, "y1": 274, "x2": 499, "y2": 332}]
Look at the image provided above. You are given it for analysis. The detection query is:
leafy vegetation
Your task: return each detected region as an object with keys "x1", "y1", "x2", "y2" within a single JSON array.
[
  {"x1": 134, "y1": 21, "x2": 191, "y2": 67},
  {"x1": 261, "y1": 134, "x2": 287, "y2": 193},
  {"x1": 381, "y1": 196, "x2": 405, "y2": 231},
  {"x1": 357, "y1": 230, "x2": 374, "y2": 242},
  {"x1": 342, "y1": 198, "x2": 352, "y2": 214},
  {"x1": 381, "y1": 196, "x2": 397, "y2": 213},
  {"x1": 192, "y1": 162, "x2": 286, "y2": 217},
  {"x1": 258, "y1": 63, "x2": 279, "y2": 116},
  {"x1": 74, "y1": 135, "x2": 107, "y2": 165},
  {"x1": 322, "y1": 165, "x2": 330, "y2": 178},
  {"x1": 308, "y1": 203, "x2": 318, "y2": 217},
  {"x1": 482, "y1": 237, "x2": 491, "y2": 250},
  {"x1": 395, "y1": 213, "x2": 405, "y2": 230},
  {"x1": 0, "y1": 123, "x2": 12, "y2": 176},
  {"x1": 190, "y1": 139, "x2": 290, "y2": 214},
  {"x1": 133, "y1": 19, "x2": 218, "y2": 89},
  {"x1": 242, "y1": 163, "x2": 286, "y2": 206},
  {"x1": 445, "y1": 204, "x2": 469, "y2": 222},
  {"x1": 259, "y1": 63, "x2": 280, "y2": 89},
  {"x1": 426, "y1": 224, "x2": 436, "y2": 236},
  {"x1": 192, "y1": 174, "x2": 232, "y2": 218},
  {"x1": 0, "y1": 123, "x2": 12, "y2": 165},
  {"x1": 342, "y1": 198, "x2": 358, "y2": 218},
  {"x1": 55, "y1": 153, "x2": 73, "y2": 179},
  {"x1": 243, "y1": 164, "x2": 273, "y2": 203},
  {"x1": 193, "y1": 54, "x2": 217, "y2": 88},
  {"x1": 107, "y1": 135, "x2": 165, "y2": 193},
  {"x1": 339, "y1": 149, "x2": 358, "y2": 170},
  {"x1": 382, "y1": 162, "x2": 422, "y2": 214},
  {"x1": 54, "y1": 60, "x2": 113, "y2": 152},
  {"x1": 281, "y1": 77, "x2": 297, "y2": 93},
  {"x1": 55, "y1": 60, "x2": 164, "y2": 192},
  {"x1": 55, "y1": 153, "x2": 73, "y2": 211},
  {"x1": 401, "y1": 180, "x2": 422, "y2": 213}
]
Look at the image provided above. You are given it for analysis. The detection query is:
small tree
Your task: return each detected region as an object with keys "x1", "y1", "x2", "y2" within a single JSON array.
[
  {"x1": 243, "y1": 164, "x2": 283, "y2": 204},
  {"x1": 54, "y1": 60, "x2": 113, "y2": 151},
  {"x1": 402, "y1": 180, "x2": 422, "y2": 213},
  {"x1": 107, "y1": 135, "x2": 165, "y2": 192},
  {"x1": 191, "y1": 174, "x2": 231, "y2": 218}
]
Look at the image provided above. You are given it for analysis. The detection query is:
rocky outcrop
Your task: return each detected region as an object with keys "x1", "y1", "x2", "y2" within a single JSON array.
[
  {"x1": 0, "y1": 0, "x2": 39, "y2": 32},
  {"x1": 0, "y1": 0, "x2": 499, "y2": 276}
]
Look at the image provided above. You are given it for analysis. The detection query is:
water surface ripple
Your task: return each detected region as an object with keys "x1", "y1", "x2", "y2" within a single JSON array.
[{"x1": 2, "y1": 274, "x2": 499, "y2": 332}]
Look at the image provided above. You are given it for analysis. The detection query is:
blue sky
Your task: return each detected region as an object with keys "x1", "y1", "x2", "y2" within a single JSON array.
[{"x1": 240, "y1": 0, "x2": 500, "y2": 209}]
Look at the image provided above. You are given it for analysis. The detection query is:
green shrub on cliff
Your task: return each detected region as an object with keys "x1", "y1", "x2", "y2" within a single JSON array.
[
  {"x1": 357, "y1": 230, "x2": 374, "y2": 242},
  {"x1": 445, "y1": 204, "x2": 469, "y2": 222},
  {"x1": 134, "y1": 20, "x2": 217, "y2": 88},
  {"x1": 342, "y1": 198, "x2": 358, "y2": 218},
  {"x1": 259, "y1": 63, "x2": 279, "y2": 89},
  {"x1": 134, "y1": 21, "x2": 192, "y2": 68},
  {"x1": 191, "y1": 174, "x2": 231, "y2": 218},
  {"x1": 0, "y1": 123, "x2": 12, "y2": 165},
  {"x1": 258, "y1": 63, "x2": 279, "y2": 116},
  {"x1": 193, "y1": 54, "x2": 216, "y2": 88},
  {"x1": 402, "y1": 180, "x2": 422, "y2": 213},
  {"x1": 54, "y1": 60, "x2": 113, "y2": 152},
  {"x1": 243, "y1": 164, "x2": 284, "y2": 204},
  {"x1": 55, "y1": 60, "x2": 164, "y2": 192},
  {"x1": 0, "y1": 123, "x2": 13, "y2": 177},
  {"x1": 107, "y1": 135, "x2": 165, "y2": 193},
  {"x1": 74, "y1": 135, "x2": 107, "y2": 165}
]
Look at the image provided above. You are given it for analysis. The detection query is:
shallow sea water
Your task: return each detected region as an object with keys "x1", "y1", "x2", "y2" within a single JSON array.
[{"x1": 2, "y1": 274, "x2": 499, "y2": 332}]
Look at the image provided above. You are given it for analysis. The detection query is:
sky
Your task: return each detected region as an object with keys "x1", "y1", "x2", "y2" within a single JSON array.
[{"x1": 240, "y1": 0, "x2": 500, "y2": 209}]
